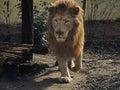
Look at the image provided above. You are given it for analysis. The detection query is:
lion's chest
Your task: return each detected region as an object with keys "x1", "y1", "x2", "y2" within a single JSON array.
[{"x1": 54, "y1": 43, "x2": 76, "y2": 58}]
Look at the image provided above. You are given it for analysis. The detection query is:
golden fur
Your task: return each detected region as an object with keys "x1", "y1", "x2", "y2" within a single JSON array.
[{"x1": 47, "y1": 0, "x2": 84, "y2": 83}]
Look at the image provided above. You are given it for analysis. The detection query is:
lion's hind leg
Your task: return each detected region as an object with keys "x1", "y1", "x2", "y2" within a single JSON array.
[
  {"x1": 71, "y1": 51, "x2": 83, "y2": 72},
  {"x1": 68, "y1": 59, "x2": 75, "y2": 70}
]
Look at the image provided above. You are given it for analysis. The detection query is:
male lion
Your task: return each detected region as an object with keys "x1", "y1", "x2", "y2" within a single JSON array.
[{"x1": 47, "y1": 0, "x2": 84, "y2": 83}]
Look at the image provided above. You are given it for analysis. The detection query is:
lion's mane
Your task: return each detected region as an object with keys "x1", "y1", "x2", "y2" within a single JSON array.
[{"x1": 47, "y1": 0, "x2": 84, "y2": 58}]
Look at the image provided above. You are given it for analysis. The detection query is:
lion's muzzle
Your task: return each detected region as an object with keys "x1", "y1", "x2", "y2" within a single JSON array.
[
  {"x1": 56, "y1": 29, "x2": 64, "y2": 36},
  {"x1": 55, "y1": 29, "x2": 67, "y2": 42}
]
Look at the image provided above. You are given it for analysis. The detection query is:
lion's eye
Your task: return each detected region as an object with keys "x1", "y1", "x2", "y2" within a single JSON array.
[
  {"x1": 64, "y1": 20, "x2": 70, "y2": 24},
  {"x1": 54, "y1": 19, "x2": 58, "y2": 23}
]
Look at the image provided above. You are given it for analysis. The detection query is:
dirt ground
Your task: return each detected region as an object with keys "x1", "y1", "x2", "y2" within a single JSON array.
[{"x1": 0, "y1": 53, "x2": 120, "y2": 90}]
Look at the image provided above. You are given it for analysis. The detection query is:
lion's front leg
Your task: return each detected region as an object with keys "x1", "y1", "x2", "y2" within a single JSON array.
[
  {"x1": 57, "y1": 58, "x2": 72, "y2": 83},
  {"x1": 71, "y1": 51, "x2": 83, "y2": 72}
]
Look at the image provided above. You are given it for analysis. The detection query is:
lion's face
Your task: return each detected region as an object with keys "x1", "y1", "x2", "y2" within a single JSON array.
[{"x1": 51, "y1": 12, "x2": 74, "y2": 42}]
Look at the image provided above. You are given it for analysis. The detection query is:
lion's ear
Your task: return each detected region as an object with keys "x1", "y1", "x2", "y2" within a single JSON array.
[
  {"x1": 48, "y1": 4, "x2": 56, "y2": 14},
  {"x1": 48, "y1": 6, "x2": 54, "y2": 14},
  {"x1": 71, "y1": 7, "x2": 79, "y2": 15}
]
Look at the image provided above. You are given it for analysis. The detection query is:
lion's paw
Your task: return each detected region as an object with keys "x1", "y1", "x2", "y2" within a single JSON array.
[
  {"x1": 71, "y1": 67, "x2": 80, "y2": 72},
  {"x1": 59, "y1": 76, "x2": 72, "y2": 83}
]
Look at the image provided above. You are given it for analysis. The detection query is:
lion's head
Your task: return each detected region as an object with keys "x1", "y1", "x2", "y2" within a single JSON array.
[{"x1": 47, "y1": 0, "x2": 83, "y2": 42}]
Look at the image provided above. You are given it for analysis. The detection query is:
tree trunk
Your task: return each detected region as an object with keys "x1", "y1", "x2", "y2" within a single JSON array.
[
  {"x1": 22, "y1": 0, "x2": 33, "y2": 44},
  {"x1": 82, "y1": 0, "x2": 86, "y2": 12}
]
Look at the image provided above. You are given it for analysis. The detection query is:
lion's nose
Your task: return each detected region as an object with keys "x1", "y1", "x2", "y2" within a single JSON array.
[{"x1": 56, "y1": 30, "x2": 64, "y2": 35}]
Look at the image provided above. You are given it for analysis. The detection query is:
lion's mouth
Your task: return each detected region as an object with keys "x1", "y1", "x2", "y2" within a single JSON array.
[
  {"x1": 55, "y1": 35, "x2": 66, "y2": 42},
  {"x1": 56, "y1": 38, "x2": 66, "y2": 42},
  {"x1": 55, "y1": 32, "x2": 68, "y2": 42}
]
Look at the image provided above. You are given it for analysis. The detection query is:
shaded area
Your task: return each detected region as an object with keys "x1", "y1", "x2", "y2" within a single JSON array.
[
  {"x1": 84, "y1": 40, "x2": 120, "y2": 60},
  {"x1": 0, "y1": 43, "x2": 49, "y2": 79}
]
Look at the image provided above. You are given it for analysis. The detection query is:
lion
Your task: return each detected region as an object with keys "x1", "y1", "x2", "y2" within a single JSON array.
[{"x1": 47, "y1": 0, "x2": 84, "y2": 83}]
